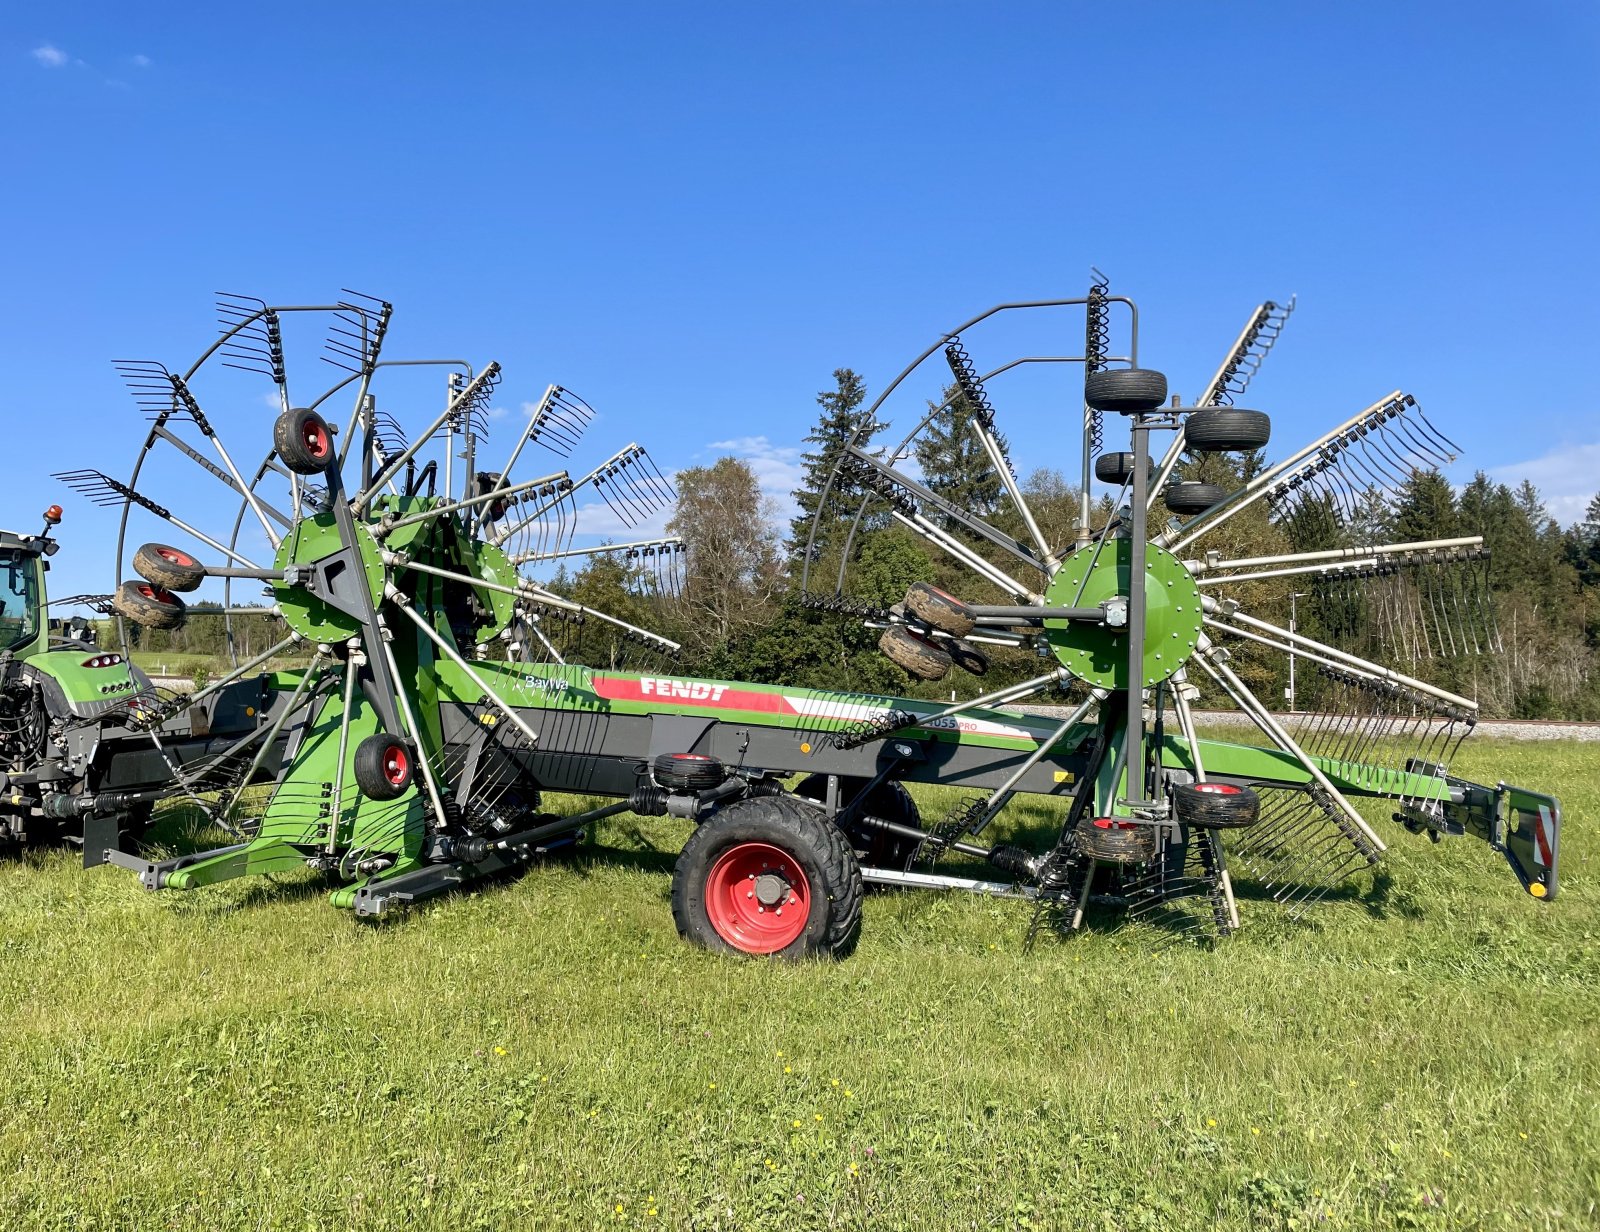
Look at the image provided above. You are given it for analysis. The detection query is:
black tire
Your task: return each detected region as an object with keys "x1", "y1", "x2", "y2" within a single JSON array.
[
  {"x1": 1185, "y1": 408, "x2": 1271, "y2": 453},
  {"x1": 672, "y1": 794, "x2": 863, "y2": 960},
  {"x1": 946, "y1": 638, "x2": 990, "y2": 677},
  {"x1": 353, "y1": 734, "x2": 414, "y2": 801},
  {"x1": 473, "y1": 472, "x2": 511, "y2": 522},
  {"x1": 793, "y1": 773, "x2": 921, "y2": 871},
  {"x1": 273, "y1": 407, "x2": 337, "y2": 474},
  {"x1": 654, "y1": 752, "x2": 725, "y2": 791},
  {"x1": 1170, "y1": 782, "x2": 1261, "y2": 830},
  {"x1": 1084, "y1": 369, "x2": 1168, "y2": 414},
  {"x1": 1093, "y1": 452, "x2": 1150, "y2": 486},
  {"x1": 1074, "y1": 816, "x2": 1157, "y2": 864},
  {"x1": 112, "y1": 580, "x2": 187, "y2": 631},
  {"x1": 1163, "y1": 481, "x2": 1228, "y2": 515},
  {"x1": 879, "y1": 624, "x2": 951, "y2": 681},
  {"x1": 903, "y1": 582, "x2": 974, "y2": 636},
  {"x1": 132, "y1": 542, "x2": 206, "y2": 593}
]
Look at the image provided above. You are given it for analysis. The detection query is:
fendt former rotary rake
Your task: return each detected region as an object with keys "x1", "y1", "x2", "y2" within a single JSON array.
[{"x1": 82, "y1": 289, "x2": 1558, "y2": 956}]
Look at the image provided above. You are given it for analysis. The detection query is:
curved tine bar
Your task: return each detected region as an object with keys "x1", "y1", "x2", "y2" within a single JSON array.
[
  {"x1": 472, "y1": 384, "x2": 557, "y2": 535},
  {"x1": 1162, "y1": 392, "x2": 1408, "y2": 553},
  {"x1": 540, "y1": 536, "x2": 685, "y2": 562},
  {"x1": 523, "y1": 615, "x2": 566, "y2": 664},
  {"x1": 351, "y1": 362, "x2": 500, "y2": 514},
  {"x1": 385, "y1": 588, "x2": 544, "y2": 751},
  {"x1": 889, "y1": 511, "x2": 1039, "y2": 602},
  {"x1": 1147, "y1": 301, "x2": 1280, "y2": 510},
  {"x1": 800, "y1": 295, "x2": 1127, "y2": 592},
  {"x1": 1191, "y1": 640, "x2": 1385, "y2": 851},
  {"x1": 373, "y1": 620, "x2": 450, "y2": 830},
  {"x1": 1196, "y1": 559, "x2": 1381, "y2": 587},
  {"x1": 379, "y1": 471, "x2": 568, "y2": 533},
  {"x1": 1187, "y1": 537, "x2": 1484, "y2": 575},
  {"x1": 1204, "y1": 602, "x2": 1477, "y2": 712},
  {"x1": 223, "y1": 651, "x2": 327, "y2": 825},
  {"x1": 1169, "y1": 674, "x2": 1205, "y2": 781},
  {"x1": 490, "y1": 445, "x2": 641, "y2": 546},
  {"x1": 179, "y1": 304, "x2": 348, "y2": 385}
]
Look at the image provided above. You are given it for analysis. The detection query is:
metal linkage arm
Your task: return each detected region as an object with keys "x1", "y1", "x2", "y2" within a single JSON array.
[{"x1": 351, "y1": 362, "x2": 502, "y2": 513}]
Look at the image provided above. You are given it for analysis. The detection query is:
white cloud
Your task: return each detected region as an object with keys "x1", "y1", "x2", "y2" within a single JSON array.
[
  {"x1": 31, "y1": 45, "x2": 69, "y2": 68},
  {"x1": 570, "y1": 498, "x2": 672, "y2": 541},
  {"x1": 705, "y1": 435, "x2": 804, "y2": 523},
  {"x1": 1488, "y1": 438, "x2": 1600, "y2": 527},
  {"x1": 487, "y1": 404, "x2": 509, "y2": 420},
  {"x1": 130, "y1": 53, "x2": 151, "y2": 68}
]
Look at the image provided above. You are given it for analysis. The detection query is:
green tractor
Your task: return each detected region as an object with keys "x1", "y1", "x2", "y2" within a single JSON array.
[{"x1": 0, "y1": 504, "x2": 282, "y2": 858}]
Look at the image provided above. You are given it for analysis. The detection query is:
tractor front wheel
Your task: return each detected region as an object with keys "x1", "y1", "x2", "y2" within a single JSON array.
[{"x1": 672, "y1": 795, "x2": 863, "y2": 960}]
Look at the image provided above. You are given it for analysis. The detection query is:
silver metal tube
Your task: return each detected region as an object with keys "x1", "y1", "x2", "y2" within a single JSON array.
[
  {"x1": 1170, "y1": 675, "x2": 1205, "y2": 781},
  {"x1": 980, "y1": 691, "x2": 1100, "y2": 811},
  {"x1": 209, "y1": 433, "x2": 282, "y2": 550},
  {"x1": 538, "y1": 536, "x2": 684, "y2": 562},
  {"x1": 387, "y1": 589, "x2": 545, "y2": 751},
  {"x1": 1193, "y1": 642, "x2": 1385, "y2": 850},
  {"x1": 163, "y1": 512, "x2": 263, "y2": 570},
  {"x1": 1188, "y1": 536, "x2": 1483, "y2": 574},
  {"x1": 890, "y1": 511, "x2": 1037, "y2": 602},
  {"x1": 491, "y1": 443, "x2": 639, "y2": 546},
  {"x1": 1196, "y1": 559, "x2": 1380, "y2": 587},
  {"x1": 379, "y1": 471, "x2": 568, "y2": 532},
  {"x1": 520, "y1": 584, "x2": 681, "y2": 651},
  {"x1": 352, "y1": 362, "x2": 501, "y2": 513},
  {"x1": 375, "y1": 622, "x2": 450, "y2": 829},
  {"x1": 182, "y1": 632, "x2": 304, "y2": 707},
  {"x1": 327, "y1": 647, "x2": 358, "y2": 855},
  {"x1": 969, "y1": 419, "x2": 1059, "y2": 570}
]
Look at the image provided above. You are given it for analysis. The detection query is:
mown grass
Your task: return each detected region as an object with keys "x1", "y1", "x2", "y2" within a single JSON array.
[{"x1": 0, "y1": 739, "x2": 1595, "y2": 1230}]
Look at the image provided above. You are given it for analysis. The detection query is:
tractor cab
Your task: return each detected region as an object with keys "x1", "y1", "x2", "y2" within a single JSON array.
[{"x1": 0, "y1": 508, "x2": 60, "y2": 662}]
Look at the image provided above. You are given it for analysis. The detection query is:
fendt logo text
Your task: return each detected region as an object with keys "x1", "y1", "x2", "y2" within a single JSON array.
[{"x1": 639, "y1": 678, "x2": 730, "y2": 703}]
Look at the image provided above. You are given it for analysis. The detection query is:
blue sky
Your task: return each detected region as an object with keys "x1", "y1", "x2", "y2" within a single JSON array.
[{"x1": 3, "y1": 2, "x2": 1597, "y2": 600}]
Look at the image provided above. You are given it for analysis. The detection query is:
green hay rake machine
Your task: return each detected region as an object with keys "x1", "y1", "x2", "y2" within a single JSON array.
[{"x1": 79, "y1": 289, "x2": 1559, "y2": 956}]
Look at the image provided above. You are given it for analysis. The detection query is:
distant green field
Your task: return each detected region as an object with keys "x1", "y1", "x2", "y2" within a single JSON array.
[{"x1": 0, "y1": 739, "x2": 1594, "y2": 1230}]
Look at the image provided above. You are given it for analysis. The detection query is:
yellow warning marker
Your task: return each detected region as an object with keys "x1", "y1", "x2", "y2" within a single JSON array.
[
  {"x1": 1053, "y1": 770, "x2": 1075, "y2": 784},
  {"x1": 1530, "y1": 883, "x2": 1547, "y2": 898},
  {"x1": 800, "y1": 741, "x2": 812, "y2": 755}
]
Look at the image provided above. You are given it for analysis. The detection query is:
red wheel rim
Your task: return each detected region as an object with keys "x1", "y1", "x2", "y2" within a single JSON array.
[
  {"x1": 156, "y1": 547, "x2": 196, "y2": 567},
  {"x1": 1194, "y1": 783, "x2": 1242, "y2": 795},
  {"x1": 137, "y1": 584, "x2": 175, "y2": 603},
  {"x1": 301, "y1": 416, "x2": 331, "y2": 460},
  {"x1": 1091, "y1": 817, "x2": 1139, "y2": 830},
  {"x1": 704, "y1": 842, "x2": 810, "y2": 954},
  {"x1": 382, "y1": 743, "x2": 409, "y2": 786}
]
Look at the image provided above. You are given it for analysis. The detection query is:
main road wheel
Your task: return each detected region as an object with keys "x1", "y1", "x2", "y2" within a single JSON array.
[
  {"x1": 1171, "y1": 782, "x2": 1261, "y2": 829},
  {"x1": 353, "y1": 734, "x2": 414, "y2": 801},
  {"x1": 903, "y1": 581, "x2": 975, "y2": 636},
  {"x1": 1184, "y1": 408, "x2": 1271, "y2": 452},
  {"x1": 1084, "y1": 368, "x2": 1168, "y2": 414},
  {"x1": 132, "y1": 543, "x2": 205, "y2": 593},
  {"x1": 273, "y1": 407, "x2": 337, "y2": 474},
  {"x1": 879, "y1": 624, "x2": 951, "y2": 681},
  {"x1": 793, "y1": 773, "x2": 921, "y2": 871},
  {"x1": 113, "y1": 580, "x2": 187, "y2": 630},
  {"x1": 672, "y1": 794, "x2": 863, "y2": 960}
]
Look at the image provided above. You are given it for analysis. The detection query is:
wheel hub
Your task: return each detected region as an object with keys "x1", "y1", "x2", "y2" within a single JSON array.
[
  {"x1": 753, "y1": 872, "x2": 788, "y2": 907},
  {"x1": 1042, "y1": 539, "x2": 1203, "y2": 689}
]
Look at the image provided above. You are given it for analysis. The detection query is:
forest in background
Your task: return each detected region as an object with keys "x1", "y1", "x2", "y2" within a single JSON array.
[{"x1": 126, "y1": 370, "x2": 1600, "y2": 720}]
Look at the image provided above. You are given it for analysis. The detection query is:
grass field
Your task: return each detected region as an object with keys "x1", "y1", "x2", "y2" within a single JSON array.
[{"x1": 0, "y1": 738, "x2": 1595, "y2": 1230}]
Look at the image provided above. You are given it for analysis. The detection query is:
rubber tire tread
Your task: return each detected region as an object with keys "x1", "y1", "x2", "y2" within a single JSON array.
[
  {"x1": 793, "y1": 774, "x2": 921, "y2": 871},
  {"x1": 654, "y1": 753, "x2": 725, "y2": 791},
  {"x1": 903, "y1": 582, "x2": 975, "y2": 636},
  {"x1": 946, "y1": 638, "x2": 990, "y2": 677},
  {"x1": 1084, "y1": 368, "x2": 1168, "y2": 414},
  {"x1": 1171, "y1": 782, "x2": 1261, "y2": 829},
  {"x1": 1094, "y1": 451, "x2": 1146, "y2": 485},
  {"x1": 879, "y1": 624, "x2": 951, "y2": 681},
  {"x1": 113, "y1": 579, "x2": 187, "y2": 630},
  {"x1": 672, "y1": 794, "x2": 864, "y2": 960},
  {"x1": 1184, "y1": 408, "x2": 1271, "y2": 453},
  {"x1": 1075, "y1": 818, "x2": 1157, "y2": 864},
  {"x1": 353, "y1": 734, "x2": 412, "y2": 801},
  {"x1": 273, "y1": 408, "x2": 336, "y2": 475},
  {"x1": 1164, "y1": 482, "x2": 1228, "y2": 515},
  {"x1": 133, "y1": 543, "x2": 205, "y2": 593}
]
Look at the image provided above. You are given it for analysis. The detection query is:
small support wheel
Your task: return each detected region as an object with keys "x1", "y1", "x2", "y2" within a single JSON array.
[
  {"x1": 1074, "y1": 816, "x2": 1157, "y2": 864},
  {"x1": 353, "y1": 735, "x2": 414, "y2": 801},
  {"x1": 946, "y1": 638, "x2": 990, "y2": 677},
  {"x1": 1184, "y1": 408, "x2": 1271, "y2": 452},
  {"x1": 1163, "y1": 481, "x2": 1228, "y2": 515},
  {"x1": 112, "y1": 580, "x2": 187, "y2": 630},
  {"x1": 1084, "y1": 369, "x2": 1168, "y2": 414},
  {"x1": 273, "y1": 407, "x2": 337, "y2": 474},
  {"x1": 654, "y1": 752, "x2": 725, "y2": 791},
  {"x1": 132, "y1": 543, "x2": 205, "y2": 593},
  {"x1": 903, "y1": 582, "x2": 974, "y2": 636},
  {"x1": 1171, "y1": 782, "x2": 1261, "y2": 829},
  {"x1": 672, "y1": 794, "x2": 863, "y2": 959},
  {"x1": 1093, "y1": 451, "x2": 1150, "y2": 486},
  {"x1": 879, "y1": 624, "x2": 951, "y2": 681},
  {"x1": 473, "y1": 471, "x2": 510, "y2": 522}
]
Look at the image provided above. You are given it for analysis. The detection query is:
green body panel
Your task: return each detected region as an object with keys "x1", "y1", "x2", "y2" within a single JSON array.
[
  {"x1": 272, "y1": 512, "x2": 386, "y2": 641},
  {"x1": 24, "y1": 649, "x2": 141, "y2": 708}
]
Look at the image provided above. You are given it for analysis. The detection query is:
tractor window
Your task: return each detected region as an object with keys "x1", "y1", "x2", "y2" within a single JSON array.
[{"x1": 0, "y1": 552, "x2": 38, "y2": 652}]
